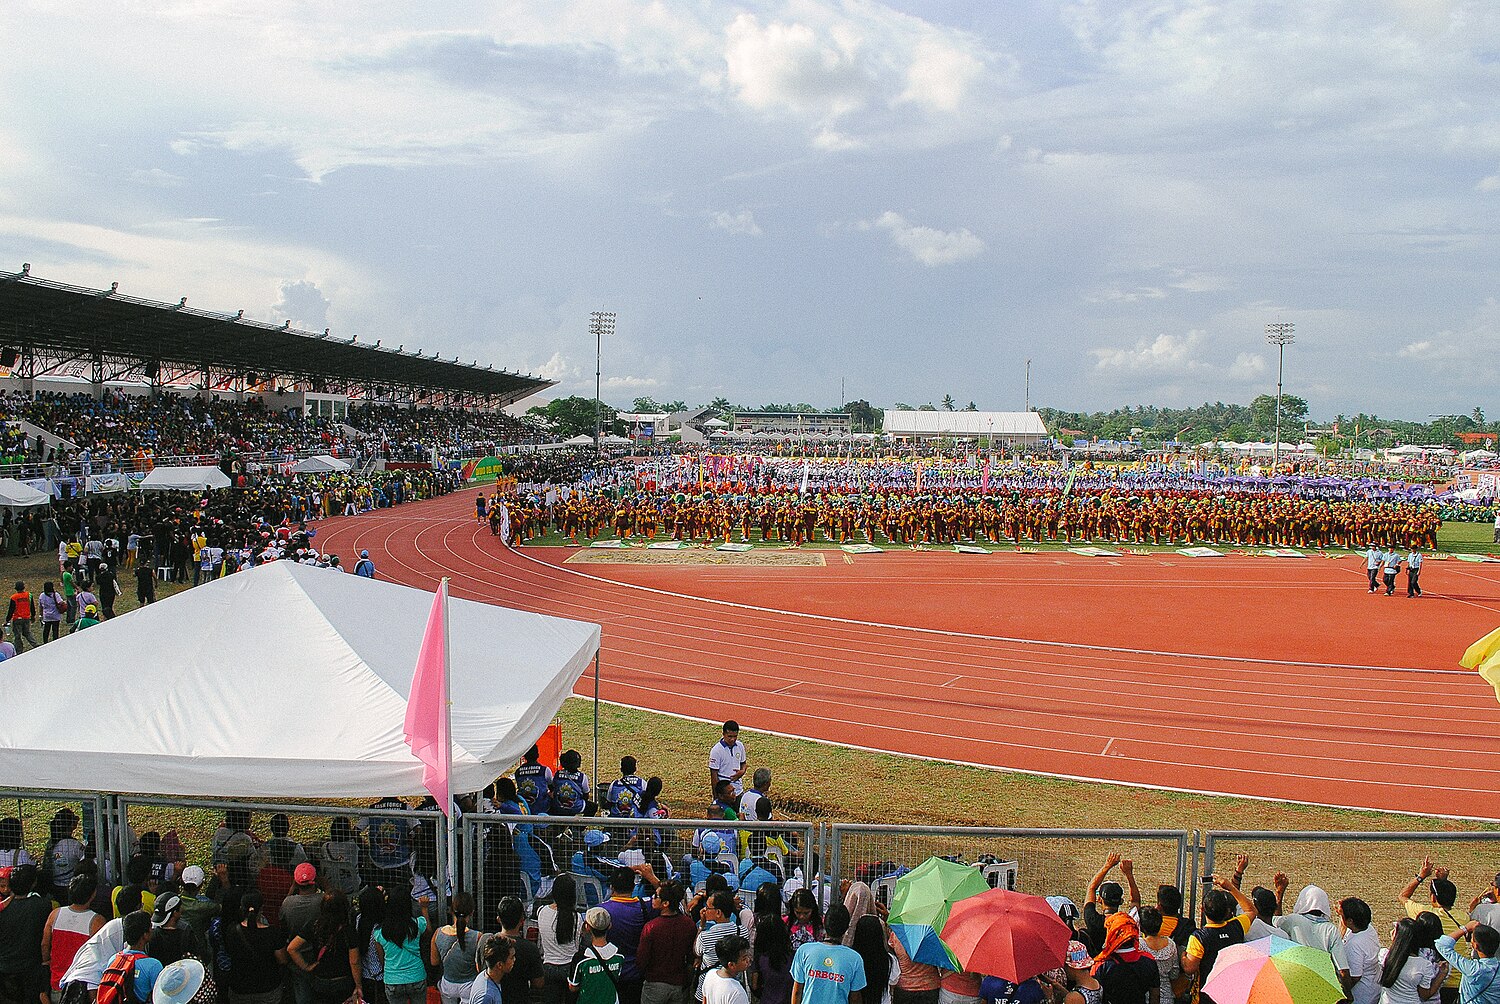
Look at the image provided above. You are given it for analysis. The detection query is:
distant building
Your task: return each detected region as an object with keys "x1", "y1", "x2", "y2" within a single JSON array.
[
  {"x1": 732, "y1": 410, "x2": 852, "y2": 435},
  {"x1": 883, "y1": 410, "x2": 1048, "y2": 444}
]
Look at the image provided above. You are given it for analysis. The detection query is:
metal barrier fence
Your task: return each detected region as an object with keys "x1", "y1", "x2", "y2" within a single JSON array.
[
  {"x1": 830, "y1": 824, "x2": 1193, "y2": 913},
  {"x1": 1203, "y1": 830, "x2": 1500, "y2": 930},
  {"x1": 0, "y1": 789, "x2": 109, "y2": 889},
  {"x1": 116, "y1": 796, "x2": 447, "y2": 904},
  {"x1": 463, "y1": 814, "x2": 822, "y2": 923}
]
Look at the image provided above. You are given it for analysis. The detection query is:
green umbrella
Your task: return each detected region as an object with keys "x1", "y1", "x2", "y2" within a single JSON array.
[{"x1": 889, "y1": 857, "x2": 990, "y2": 968}]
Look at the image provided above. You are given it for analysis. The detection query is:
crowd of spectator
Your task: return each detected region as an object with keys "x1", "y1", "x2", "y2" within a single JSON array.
[
  {"x1": 4, "y1": 720, "x2": 1499, "y2": 1004},
  {"x1": 0, "y1": 464, "x2": 461, "y2": 653},
  {"x1": 0, "y1": 391, "x2": 547, "y2": 476}
]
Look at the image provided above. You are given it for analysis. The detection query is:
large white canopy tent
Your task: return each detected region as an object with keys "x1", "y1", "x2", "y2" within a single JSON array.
[
  {"x1": 0, "y1": 561, "x2": 601, "y2": 799},
  {"x1": 139, "y1": 465, "x2": 232, "y2": 491},
  {"x1": 290, "y1": 454, "x2": 353, "y2": 474},
  {"x1": 0, "y1": 477, "x2": 51, "y2": 507}
]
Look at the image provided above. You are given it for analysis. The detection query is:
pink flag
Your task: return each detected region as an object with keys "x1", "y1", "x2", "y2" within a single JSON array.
[{"x1": 404, "y1": 578, "x2": 451, "y2": 813}]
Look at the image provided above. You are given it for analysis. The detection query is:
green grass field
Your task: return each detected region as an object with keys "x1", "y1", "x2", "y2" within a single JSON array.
[{"x1": 1440, "y1": 520, "x2": 1497, "y2": 554}]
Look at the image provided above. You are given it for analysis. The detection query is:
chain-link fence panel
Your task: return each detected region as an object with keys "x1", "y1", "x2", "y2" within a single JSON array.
[
  {"x1": 464, "y1": 813, "x2": 819, "y2": 920},
  {"x1": 0, "y1": 789, "x2": 107, "y2": 898},
  {"x1": 1204, "y1": 830, "x2": 1500, "y2": 932},
  {"x1": 831, "y1": 824, "x2": 1191, "y2": 912},
  {"x1": 119, "y1": 796, "x2": 446, "y2": 907}
]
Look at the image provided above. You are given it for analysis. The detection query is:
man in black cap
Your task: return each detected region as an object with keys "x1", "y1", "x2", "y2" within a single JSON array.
[{"x1": 1084, "y1": 853, "x2": 1140, "y2": 951}]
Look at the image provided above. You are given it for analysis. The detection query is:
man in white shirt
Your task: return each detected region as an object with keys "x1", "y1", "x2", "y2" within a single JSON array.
[
  {"x1": 1337, "y1": 897, "x2": 1381, "y2": 1004},
  {"x1": 702, "y1": 933, "x2": 752, "y2": 1004},
  {"x1": 1407, "y1": 550, "x2": 1424, "y2": 598},
  {"x1": 708, "y1": 721, "x2": 747, "y2": 797},
  {"x1": 1365, "y1": 547, "x2": 1382, "y2": 592}
]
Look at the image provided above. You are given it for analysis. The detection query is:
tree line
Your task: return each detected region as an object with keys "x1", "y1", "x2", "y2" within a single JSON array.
[{"x1": 525, "y1": 393, "x2": 1492, "y2": 447}]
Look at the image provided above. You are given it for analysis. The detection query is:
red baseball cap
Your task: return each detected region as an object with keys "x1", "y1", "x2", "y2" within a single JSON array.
[{"x1": 293, "y1": 863, "x2": 317, "y2": 885}]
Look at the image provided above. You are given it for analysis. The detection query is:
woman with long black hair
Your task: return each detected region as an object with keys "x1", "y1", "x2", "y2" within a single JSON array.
[
  {"x1": 1381, "y1": 917, "x2": 1445, "y2": 1004},
  {"x1": 287, "y1": 891, "x2": 362, "y2": 1004},
  {"x1": 752, "y1": 886, "x2": 793, "y2": 1004},
  {"x1": 372, "y1": 885, "x2": 429, "y2": 1004},
  {"x1": 429, "y1": 891, "x2": 482, "y2": 1004},
  {"x1": 539, "y1": 875, "x2": 581, "y2": 1004},
  {"x1": 850, "y1": 915, "x2": 898, "y2": 1004}
]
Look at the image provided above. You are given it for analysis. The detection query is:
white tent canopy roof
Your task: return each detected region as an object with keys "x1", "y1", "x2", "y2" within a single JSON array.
[
  {"x1": 140, "y1": 465, "x2": 232, "y2": 491},
  {"x1": 290, "y1": 454, "x2": 353, "y2": 474},
  {"x1": 0, "y1": 477, "x2": 50, "y2": 507},
  {"x1": 561, "y1": 434, "x2": 594, "y2": 446},
  {"x1": 0, "y1": 562, "x2": 600, "y2": 798}
]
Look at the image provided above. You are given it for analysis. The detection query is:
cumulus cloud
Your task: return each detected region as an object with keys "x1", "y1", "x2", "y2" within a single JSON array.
[
  {"x1": 1088, "y1": 285, "x2": 1166, "y2": 303},
  {"x1": 272, "y1": 279, "x2": 332, "y2": 330},
  {"x1": 1093, "y1": 331, "x2": 1208, "y2": 372},
  {"x1": 710, "y1": 209, "x2": 762, "y2": 236},
  {"x1": 864, "y1": 211, "x2": 984, "y2": 266},
  {"x1": 722, "y1": 4, "x2": 1002, "y2": 149}
]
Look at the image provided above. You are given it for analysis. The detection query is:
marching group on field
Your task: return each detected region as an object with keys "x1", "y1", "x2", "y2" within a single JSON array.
[{"x1": 5, "y1": 721, "x2": 1500, "y2": 1004}]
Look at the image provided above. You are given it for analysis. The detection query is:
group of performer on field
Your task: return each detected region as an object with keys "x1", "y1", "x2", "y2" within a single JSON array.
[{"x1": 479, "y1": 486, "x2": 1440, "y2": 551}]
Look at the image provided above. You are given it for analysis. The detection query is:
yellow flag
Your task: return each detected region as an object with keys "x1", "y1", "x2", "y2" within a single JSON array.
[
  {"x1": 1461, "y1": 625, "x2": 1500, "y2": 669},
  {"x1": 1478, "y1": 651, "x2": 1500, "y2": 700}
]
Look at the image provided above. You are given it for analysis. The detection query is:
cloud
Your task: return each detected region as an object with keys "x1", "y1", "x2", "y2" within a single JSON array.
[
  {"x1": 1092, "y1": 331, "x2": 1207, "y2": 372},
  {"x1": 710, "y1": 209, "x2": 762, "y2": 236},
  {"x1": 129, "y1": 168, "x2": 185, "y2": 188},
  {"x1": 1480, "y1": 172, "x2": 1500, "y2": 193},
  {"x1": 721, "y1": 4, "x2": 1004, "y2": 149},
  {"x1": 272, "y1": 279, "x2": 332, "y2": 330},
  {"x1": 1088, "y1": 285, "x2": 1166, "y2": 303},
  {"x1": 864, "y1": 211, "x2": 984, "y2": 266}
]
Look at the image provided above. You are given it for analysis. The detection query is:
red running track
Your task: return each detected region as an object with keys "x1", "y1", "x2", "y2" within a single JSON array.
[{"x1": 311, "y1": 494, "x2": 1500, "y2": 820}]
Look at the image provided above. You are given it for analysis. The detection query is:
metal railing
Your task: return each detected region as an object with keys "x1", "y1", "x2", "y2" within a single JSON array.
[
  {"x1": 0, "y1": 789, "x2": 109, "y2": 886},
  {"x1": 830, "y1": 823, "x2": 1193, "y2": 912},
  {"x1": 1203, "y1": 829, "x2": 1500, "y2": 929},
  {"x1": 114, "y1": 795, "x2": 447, "y2": 901},
  {"x1": 462, "y1": 814, "x2": 822, "y2": 921}
]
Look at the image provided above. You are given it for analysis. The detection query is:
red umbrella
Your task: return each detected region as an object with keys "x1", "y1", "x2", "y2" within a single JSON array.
[{"x1": 939, "y1": 888, "x2": 1072, "y2": 983}]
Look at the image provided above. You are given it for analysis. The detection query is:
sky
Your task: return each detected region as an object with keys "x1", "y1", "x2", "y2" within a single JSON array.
[{"x1": 1, "y1": 1, "x2": 1498, "y2": 421}]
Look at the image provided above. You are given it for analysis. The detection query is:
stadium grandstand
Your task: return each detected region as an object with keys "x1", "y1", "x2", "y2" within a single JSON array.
[{"x1": 0, "y1": 265, "x2": 550, "y2": 407}]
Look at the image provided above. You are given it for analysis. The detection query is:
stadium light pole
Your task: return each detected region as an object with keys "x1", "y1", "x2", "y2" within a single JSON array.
[
  {"x1": 590, "y1": 310, "x2": 615, "y2": 452},
  {"x1": 1265, "y1": 321, "x2": 1295, "y2": 471}
]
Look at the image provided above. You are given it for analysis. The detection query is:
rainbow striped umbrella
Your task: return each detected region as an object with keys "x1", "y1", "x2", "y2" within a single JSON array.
[{"x1": 1201, "y1": 937, "x2": 1344, "y2": 1004}]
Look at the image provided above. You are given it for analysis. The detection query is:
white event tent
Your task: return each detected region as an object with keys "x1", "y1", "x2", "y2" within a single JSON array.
[
  {"x1": 290, "y1": 454, "x2": 353, "y2": 474},
  {"x1": 0, "y1": 561, "x2": 601, "y2": 798},
  {"x1": 140, "y1": 465, "x2": 232, "y2": 491},
  {"x1": 0, "y1": 477, "x2": 51, "y2": 507}
]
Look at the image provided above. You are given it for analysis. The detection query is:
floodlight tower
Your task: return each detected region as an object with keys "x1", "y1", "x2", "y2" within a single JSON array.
[
  {"x1": 1265, "y1": 321, "x2": 1295, "y2": 471},
  {"x1": 591, "y1": 310, "x2": 616, "y2": 451}
]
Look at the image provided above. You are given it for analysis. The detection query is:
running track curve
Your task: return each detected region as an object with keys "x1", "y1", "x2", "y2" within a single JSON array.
[{"x1": 311, "y1": 495, "x2": 1500, "y2": 821}]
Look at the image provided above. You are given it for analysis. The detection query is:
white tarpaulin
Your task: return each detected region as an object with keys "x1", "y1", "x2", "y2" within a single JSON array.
[
  {"x1": 140, "y1": 466, "x2": 232, "y2": 491},
  {"x1": 0, "y1": 561, "x2": 601, "y2": 798},
  {"x1": 0, "y1": 477, "x2": 51, "y2": 507},
  {"x1": 290, "y1": 454, "x2": 353, "y2": 474}
]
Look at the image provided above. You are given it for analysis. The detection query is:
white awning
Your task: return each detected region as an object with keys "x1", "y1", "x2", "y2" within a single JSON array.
[
  {"x1": 0, "y1": 562, "x2": 600, "y2": 798},
  {"x1": 139, "y1": 466, "x2": 232, "y2": 491}
]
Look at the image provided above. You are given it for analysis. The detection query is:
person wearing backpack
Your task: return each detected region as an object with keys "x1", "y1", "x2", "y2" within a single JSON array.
[
  {"x1": 354, "y1": 551, "x2": 376, "y2": 578},
  {"x1": 96, "y1": 911, "x2": 163, "y2": 1004}
]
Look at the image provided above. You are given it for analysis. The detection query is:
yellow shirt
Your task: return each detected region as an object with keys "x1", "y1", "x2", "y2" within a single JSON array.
[
  {"x1": 1404, "y1": 899, "x2": 1470, "y2": 987},
  {"x1": 113, "y1": 886, "x2": 157, "y2": 918}
]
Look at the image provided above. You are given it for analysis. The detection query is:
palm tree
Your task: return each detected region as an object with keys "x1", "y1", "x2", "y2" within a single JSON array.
[{"x1": 941, "y1": 394, "x2": 956, "y2": 411}]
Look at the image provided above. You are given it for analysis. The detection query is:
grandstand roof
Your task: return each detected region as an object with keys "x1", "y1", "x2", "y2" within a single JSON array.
[{"x1": 0, "y1": 269, "x2": 551, "y2": 404}]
